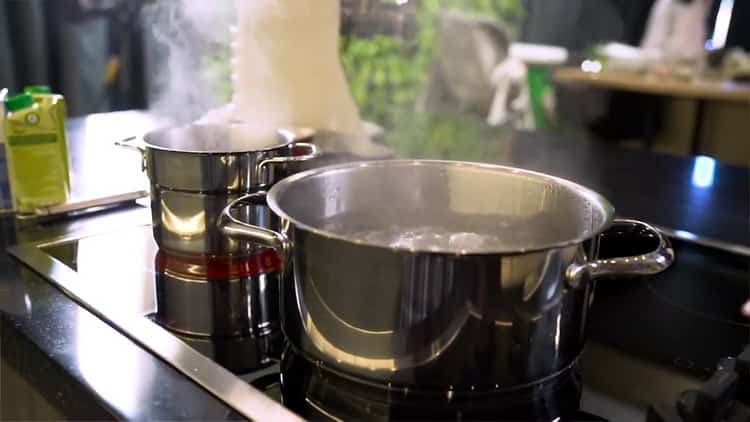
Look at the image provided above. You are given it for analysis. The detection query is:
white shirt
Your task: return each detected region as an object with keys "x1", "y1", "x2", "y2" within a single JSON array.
[{"x1": 641, "y1": 0, "x2": 712, "y2": 63}]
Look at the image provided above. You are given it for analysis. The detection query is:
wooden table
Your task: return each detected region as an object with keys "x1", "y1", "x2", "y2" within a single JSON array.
[{"x1": 553, "y1": 67, "x2": 750, "y2": 154}]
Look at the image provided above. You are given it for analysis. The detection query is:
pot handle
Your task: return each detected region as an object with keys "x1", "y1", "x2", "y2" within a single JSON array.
[
  {"x1": 566, "y1": 219, "x2": 674, "y2": 287},
  {"x1": 255, "y1": 142, "x2": 319, "y2": 182},
  {"x1": 218, "y1": 192, "x2": 291, "y2": 274},
  {"x1": 115, "y1": 136, "x2": 146, "y2": 152},
  {"x1": 115, "y1": 136, "x2": 147, "y2": 171}
]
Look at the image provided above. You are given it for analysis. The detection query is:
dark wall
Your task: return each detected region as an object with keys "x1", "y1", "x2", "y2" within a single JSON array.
[
  {"x1": 521, "y1": 0, "x2": 655, "y2": 50},
  {"x1": 0, "y1": 0, "x2": 147, "y2": 116},
  {"x1": 523, "y1": 0, "x2": 750, "y2": 52},
  {"x1": 724, "y1": 1, "x2": 750, "y2": 49}
]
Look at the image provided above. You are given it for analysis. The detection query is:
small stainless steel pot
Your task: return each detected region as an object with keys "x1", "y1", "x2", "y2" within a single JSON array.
[
  {"x1": 218, "y1": 160, "x2": 674, "y2": 392},
  {"x1": 118, "y1": 124, "x2": 318, "y2": 256}
]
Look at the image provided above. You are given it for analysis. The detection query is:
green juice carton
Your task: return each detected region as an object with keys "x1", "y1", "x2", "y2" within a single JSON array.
[
  {"x1": 0, "y1": 88, "x2": 11, "y2": 211},
  {"x1": 24, "y1": 85, "x2": 71, "y2": 193},
  {"x1": 4, "y1": 93, "x2": 69, "y2": 213}
]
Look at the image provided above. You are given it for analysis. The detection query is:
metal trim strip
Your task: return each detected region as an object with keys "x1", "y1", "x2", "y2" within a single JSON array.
[{"x1": 654, "y1": 225, "x2": 750, "y2": 258}]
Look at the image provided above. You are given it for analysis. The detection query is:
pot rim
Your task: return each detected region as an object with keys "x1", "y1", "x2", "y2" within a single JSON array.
[
  {"x1": 142, "y1": 123, "x2": 296, "y2": 155},
  {"x1": 266, "y1": 159, "x2": 616, "y2": 256}
]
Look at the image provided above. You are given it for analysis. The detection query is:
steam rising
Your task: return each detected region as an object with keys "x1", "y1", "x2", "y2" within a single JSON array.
[
  {"x1": 139, "y1": 0, "x2": 395, "y2": 157},
  {"x1": 231, "y1": 0, "x2": 364, "y2": 138},
  {"x1": 142, "y1": 0, "x2": 369, "y2": 149},
  {"x1": 142, "y1": 0, "x2": 235, "y2": 125}
]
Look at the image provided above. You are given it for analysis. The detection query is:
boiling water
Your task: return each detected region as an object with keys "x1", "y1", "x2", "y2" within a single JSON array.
[
  {"x1": 319, "y1": 209, "x2": 583, "y2": 253},
  {"x1": 352, "y1": 226, "x2": 505, "y2": 252}
]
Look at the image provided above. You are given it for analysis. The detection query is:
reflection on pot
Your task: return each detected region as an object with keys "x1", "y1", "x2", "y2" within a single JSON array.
[
  {"x1": 151, "y1": 188, "x2": 274, "y2": 256},
  {"x1": 153, "y1": 249, "x2": 283, "y2": 372},
  {"x1": 279, "y1": 346, "x2": 583, "y2": 421}
]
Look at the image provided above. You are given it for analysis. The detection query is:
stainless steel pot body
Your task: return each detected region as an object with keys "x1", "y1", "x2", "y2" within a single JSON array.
[
  {"x1": 219, "y1": 160, "x2": 674, "y2": 391},
  {"x1": 120, "y1": 124, "x2": 318, "y2": 256},
  {"x1": 150, "y1": 188, "x2": 280, "y2": 256},
  {"x1": 143, "y1": 126, "x2": 317, "y2": 193}
]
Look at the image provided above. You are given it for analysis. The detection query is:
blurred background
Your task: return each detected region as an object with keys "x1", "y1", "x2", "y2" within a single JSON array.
[{"x1": 0, "y1": 0, "x2": 748, "y2": 164}]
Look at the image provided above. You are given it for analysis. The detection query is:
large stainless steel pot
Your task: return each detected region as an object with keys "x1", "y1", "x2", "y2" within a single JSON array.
[
  {"x1": 218, "y1": 160, "x2": 674, "y2": 392},
  {"x1": 118, "y1": 124, "x2": 318, "y2": 256}
]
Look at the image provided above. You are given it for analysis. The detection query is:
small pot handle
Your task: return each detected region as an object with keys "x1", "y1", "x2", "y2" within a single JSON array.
[
  {"x1": 115, "y1": 136, "x2": 147, "y2": 171},
  {"x1": 566, "y1": 219, "x2": 674, "y2": 287},
  {"x1": 218, "y1": 192, "x2": 291, "y2": 274},
  {"x1": 115, "y1": 136, "x2": 146, "y2": 152},
  {"x1": 255, "y1": 142, "x2": 319, "y2": 183}
]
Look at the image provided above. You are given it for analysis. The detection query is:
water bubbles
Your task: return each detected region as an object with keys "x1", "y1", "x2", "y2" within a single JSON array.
[
  {"x1": 353, "y1": 226, "x2": 501, "y2": 253},
  {"x1": 448, "y1": 232, "x2": 486, "y2": 250}
]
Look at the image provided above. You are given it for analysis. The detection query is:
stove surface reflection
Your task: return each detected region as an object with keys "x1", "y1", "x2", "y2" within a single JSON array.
[{"x1": 41, "y1": 225, "x2": 282, "y2": 373}]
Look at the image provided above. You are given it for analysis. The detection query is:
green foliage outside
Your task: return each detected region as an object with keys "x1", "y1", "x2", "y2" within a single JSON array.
[
  {"x1": 340, "y1": 0, "x2": 524, "y2": 128},
  {"x1": 339, "y1": 35, "x2": 422, "y2": 126},
  {"x1": 203, "y1": 46, "x2": 233, "y2": 105},
  {"x1": 382, "y1": 109, "x2": 510, "y2": 160}
]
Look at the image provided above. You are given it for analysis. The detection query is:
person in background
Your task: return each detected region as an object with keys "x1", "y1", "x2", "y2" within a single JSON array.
[
  {"x1": 521, "y1": 0, "x2": 659, "y2": 141},
  {"x1": 640, "y1": 0, "x2": 713, "y2": 72}
]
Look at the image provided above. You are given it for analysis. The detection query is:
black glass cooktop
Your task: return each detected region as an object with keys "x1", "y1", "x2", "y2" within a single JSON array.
[{"x1": 24, "y1": 225, "x2": 750, "y2": 420}]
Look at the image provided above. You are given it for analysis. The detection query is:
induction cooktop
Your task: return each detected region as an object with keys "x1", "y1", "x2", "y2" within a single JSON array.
[{"x1": 9, "y1": 220, "x2": 749, "y2": 421}]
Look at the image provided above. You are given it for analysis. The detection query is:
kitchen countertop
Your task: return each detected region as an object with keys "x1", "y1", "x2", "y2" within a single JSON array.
[
  {"x1": 0, "y1": 110, "x2": 747, "y2": 419},
  {"x1": 554, "y1": 67, "x2": 750, "y2": 102},
  {"x1": 484, "y1": 130, "x2": 749, "y2": 249}
]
